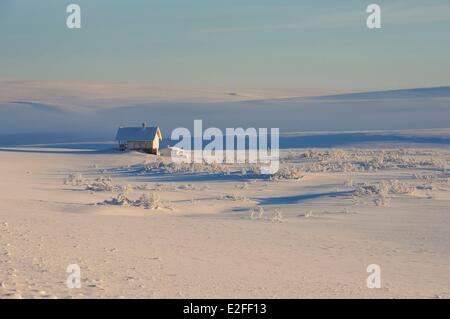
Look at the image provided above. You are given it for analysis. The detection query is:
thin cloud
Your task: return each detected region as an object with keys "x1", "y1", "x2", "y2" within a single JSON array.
[
  {"x1": 386, "y1": 4, "x2": 450, "y2": 23},
  {"x1": 199, "y1": 4, "x2": 450, "y2": 34}
]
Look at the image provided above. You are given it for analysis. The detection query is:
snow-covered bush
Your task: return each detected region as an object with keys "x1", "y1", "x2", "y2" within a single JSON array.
[
  {"x1": 85, "y1": 176, "x2": 114, "y2": 192},
  {"x1": 133, "y1": 193, "x2": 161, "y2": 210},
  {"x1": 270, "y1": 166, "x2": 303, "y2": 181},
  {"x1": 250, "y1": 206, "x2": 264, "y2": 220},
  {"x1": 235, "y1": 183, "x2": 249, "y2": 190},
  {"x1": 221, "y1": 194, "x2": 249, "y2": 202},
  {"x1": 388, "y1": 180, "x2": 415, "y2": 195},
  {"x1": 177, "y1": 184, "x2": 195, "y2": 191},
  {"x1": 98, "y1": 192, "x2": 171, "y2": 210},
  {"x1": 64, "y1": 173, "x2": 85, "y2": 186},
  {"x1": 99, "y1": 193, "x2": 133, "y2": 206},
  {"x1": 271, "y1": 209, "x2": 283, "y2": 223},
  {"x1": 304, "y1": 211, "x2": 313, "y2": 218},
  {"x1": 354, "y1": 179, "x2": 416, "y2": 207},
  {"x1": 135, "y1": 184, "x2": 151, "y2": 191}
]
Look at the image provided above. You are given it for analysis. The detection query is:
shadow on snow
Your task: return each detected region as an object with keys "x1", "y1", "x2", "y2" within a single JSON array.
[{"x1": 256, "y1": 191, "x2": 353, "y2": 205}]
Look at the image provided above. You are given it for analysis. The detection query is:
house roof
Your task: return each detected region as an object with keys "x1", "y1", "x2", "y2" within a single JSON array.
[{"x1": 115, "y1": 126, "x2": 162, "y2": 141}]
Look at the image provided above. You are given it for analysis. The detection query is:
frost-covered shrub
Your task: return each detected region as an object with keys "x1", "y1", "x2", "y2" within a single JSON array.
[
  {"x1": 66, "y1": 174, "x2": 132, "y2": 194},
  {"x1": 250, "y1": 206, "x2": 264, "y2": 220},
  {"x1": 354, "y1": 179, "x2": 415, "y2": 207},
  {"x1": 298, "y1": 148, "x2": 446, "y2": 173},
  {"x1": 221, "y1": 194, "x2": 249, "y2": 202},
  {"x1": 388, "y1": 180, "x2": 415, "y2": 194},
  {"x1": 304, "y1": 211, "x2": 313, "y2": 218},
  {"x1": 413, "y1": 174, "x2": 436, "y2": 181},
  {"x1": 99, "y1": 193, "x2": 133, "y2": 206},
  {"x1": 270, "y1": 166, "x2": 303, "y2": 181},
  {"x1": 135, "y1": 184, "x2": 150, "y2": 191},
  {"x1": 354, "y1": 183, "x2": 380, "y2": 196},
  {"x1": 375, "y1": 192, "x2": 390, "y2": 207},
  {"x1": 99, "y1": 192, "x2": 171, "y2": 210},
  {"x1": 64, "y1": 173, "x2": 85, "y2": 186},
  {"x1": 133, "y1": 193, "x2": 161, "y2": 210},
  {"x1": 130, "y1": 160, "x2": 264, "y2": 179},
  {"x1": 85, "y1": 176, "x2": 119, "y2": 192},
  {"x1": 271, "y1": 209, "x2": 283, "y2": 223},
  {"x1": 235, "y1": 183, "x2": 249, "y2": 190},
  {"x1": 117, "y1": 183, "x2": 132, "y2": 194},
  {"x1": 177, "y1": 184, "x2": 195, "y2": 191}
]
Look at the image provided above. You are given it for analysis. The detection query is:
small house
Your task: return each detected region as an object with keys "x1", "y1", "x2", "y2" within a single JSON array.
[{"x1": 115, "y1": 124, "x2": 163, "y2": 155}]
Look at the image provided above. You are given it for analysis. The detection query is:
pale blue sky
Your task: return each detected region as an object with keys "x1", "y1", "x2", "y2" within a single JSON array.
[{"x1": 1, "y1": 0, "x2": 449, "y2": 90}]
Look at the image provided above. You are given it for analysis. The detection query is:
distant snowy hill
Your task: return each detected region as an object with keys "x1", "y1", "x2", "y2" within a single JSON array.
[
  {"x1": 314, "y1": 86, "x2": 450, "y2": 100},
  {"x1": 0, "y1": 82, "x2": 449, "y2": 146}
]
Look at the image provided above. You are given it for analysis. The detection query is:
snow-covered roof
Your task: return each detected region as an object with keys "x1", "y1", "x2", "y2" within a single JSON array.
[{"x1": 115, "y1": 126, "x2": 162, "y2": 141}]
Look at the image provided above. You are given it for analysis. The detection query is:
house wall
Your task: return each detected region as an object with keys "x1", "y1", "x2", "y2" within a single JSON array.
[
  {"x1": 152, "y1": 138, "x2": 160, "y2": 150},
  {"x1": 121, "y1": 140, "x2": 159, "y2": 154},
  {"x1": 127, "y1": 141, "x2": 152, "y2": 150}
]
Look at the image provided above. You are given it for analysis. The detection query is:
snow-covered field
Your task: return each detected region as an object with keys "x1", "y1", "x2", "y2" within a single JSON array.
[
  {"x1": 1, "y1": 82, "x2": 449, "y2": 298},
  {"x1": 1, "y1": 142, "x2": 449, "y2": 298}
]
